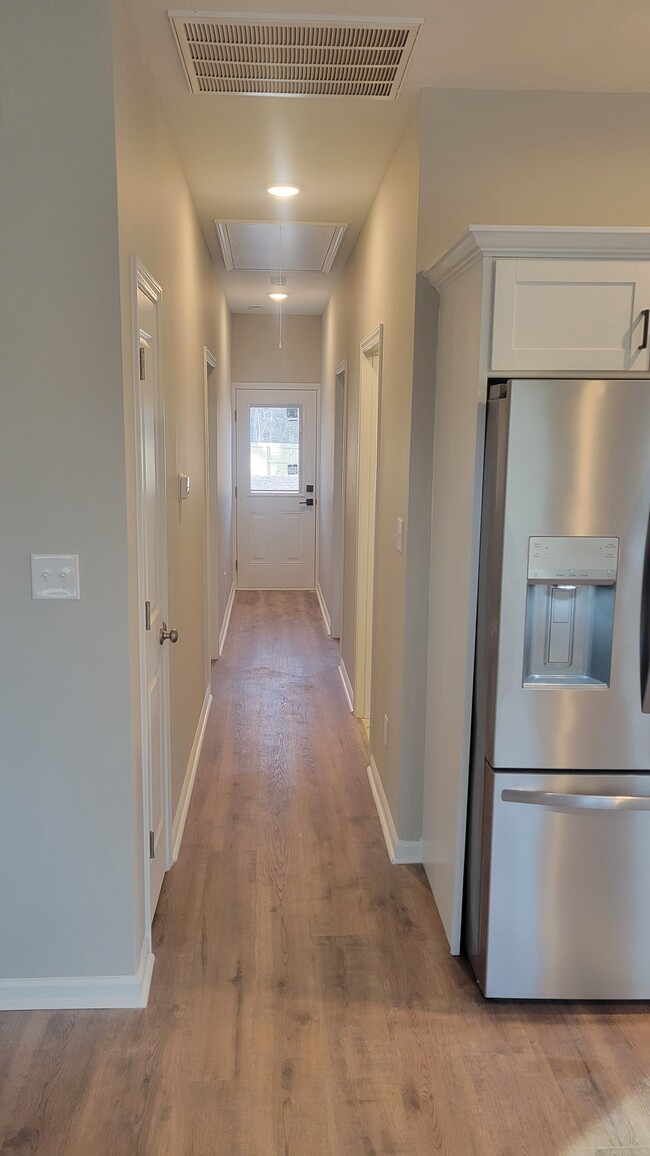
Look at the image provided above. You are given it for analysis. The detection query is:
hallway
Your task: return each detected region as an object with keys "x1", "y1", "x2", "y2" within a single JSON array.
[{"x1": 2, "y1": 591, "x2": 650, "y2": 1154}]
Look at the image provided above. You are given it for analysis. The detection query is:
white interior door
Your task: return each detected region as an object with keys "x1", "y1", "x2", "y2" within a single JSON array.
[
  {"x1": 236, "y1": 388, "x2": 317, "y2": 590},
  {"x1": 136, "y1": 268, "x2": 171, "y2": 921}
]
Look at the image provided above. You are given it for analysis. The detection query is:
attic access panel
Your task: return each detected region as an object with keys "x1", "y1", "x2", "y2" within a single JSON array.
[
  {"x1": 215, "y1": 221, "x2": 347, "y2": 274},
  {"x1": 169, "y1": 13, "x2": 422, "y2": 99}
]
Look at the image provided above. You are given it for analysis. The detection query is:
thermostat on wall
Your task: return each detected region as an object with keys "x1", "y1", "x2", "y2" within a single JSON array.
[{"x1": 178, "y1": 474, "x2": 191, "y2": 501}]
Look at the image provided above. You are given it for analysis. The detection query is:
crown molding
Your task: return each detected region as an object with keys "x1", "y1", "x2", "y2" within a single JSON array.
[{"x1": 424, "y1": 225, "x2": 650, "y2": 290}]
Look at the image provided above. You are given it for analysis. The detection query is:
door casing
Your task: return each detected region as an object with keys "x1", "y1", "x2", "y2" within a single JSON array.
[
  {"x1": 330, "y1": 360, "x2": 347, "y2": 640},
  {"x1": 355, "y1": 327, "x2": 383, "y2": 735}
]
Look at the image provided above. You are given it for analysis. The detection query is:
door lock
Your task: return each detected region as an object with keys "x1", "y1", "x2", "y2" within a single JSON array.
[{"x1": 159, "y1": 622, "x2": 179, "y2": 644}]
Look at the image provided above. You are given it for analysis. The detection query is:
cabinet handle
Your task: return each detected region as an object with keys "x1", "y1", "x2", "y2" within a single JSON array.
[{"x1": 639, "y1": 308, "x2": 650, "y2": 351}]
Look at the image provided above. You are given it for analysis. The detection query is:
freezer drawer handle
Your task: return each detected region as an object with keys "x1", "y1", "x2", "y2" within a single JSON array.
[{"x1": 501, "y1": 788, "x2": 650, "y2": 813}]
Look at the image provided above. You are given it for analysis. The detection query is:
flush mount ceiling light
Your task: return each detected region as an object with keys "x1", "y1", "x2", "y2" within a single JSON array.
[
  {"x1": 268, "y1": 186, "x2": 300, "y2": 198},
  {"x1": 269, "y1": 292, "x2": 288, "y2": 301},
  {"x1": 168, "y1": 14, "x2": 423, "y2": 99}
]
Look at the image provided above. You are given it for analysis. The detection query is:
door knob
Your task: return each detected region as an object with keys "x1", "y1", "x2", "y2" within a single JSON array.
[
  {"x1": 159, "y1": 622, "x2": 179, "y2": 644},
  {"x1": 299, "y1": 497, "x2": 314, "y2": 506}
]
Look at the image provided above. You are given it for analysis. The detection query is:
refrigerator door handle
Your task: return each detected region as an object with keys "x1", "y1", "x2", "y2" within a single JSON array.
[
  {"x1": 642, "y1": 672, "x2": 650, "y2": 715},
  {"x1": 501, "y1": 788, "x2": 650, "y2": 813}
]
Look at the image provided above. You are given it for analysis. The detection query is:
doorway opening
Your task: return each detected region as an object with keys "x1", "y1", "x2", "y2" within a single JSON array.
[{"x1": 355, "y1": 327, "x2": 383, "y2": 737}]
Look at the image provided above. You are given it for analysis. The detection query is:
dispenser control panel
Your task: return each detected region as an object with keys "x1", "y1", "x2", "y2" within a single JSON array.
[{"x1": 527, "y1": 537, "x2": 619, "y2": 584}]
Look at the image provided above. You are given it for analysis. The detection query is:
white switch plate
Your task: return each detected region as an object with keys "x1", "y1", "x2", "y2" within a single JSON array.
[
  {"x1": 395, "y1": 517, "x2": 404, "y2": 554},
  {"x1": 31, "y1": 554, "x2": 80, "y2": 599}
]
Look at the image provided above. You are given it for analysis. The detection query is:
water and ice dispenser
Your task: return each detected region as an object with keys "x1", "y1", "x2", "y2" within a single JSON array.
[{"x1": 523, "y1": 536, "x2": 619, "y2": 688}]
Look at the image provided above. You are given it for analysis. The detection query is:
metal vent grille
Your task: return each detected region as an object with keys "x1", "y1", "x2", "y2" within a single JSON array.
[{"x1": 168, "y1": 14, "x2": 422, "y2": 99}]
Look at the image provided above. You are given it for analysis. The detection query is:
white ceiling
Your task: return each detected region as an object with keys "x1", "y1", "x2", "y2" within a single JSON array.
[{"x1": 123, "y1": 0, "x2": 650, "y2": 315}]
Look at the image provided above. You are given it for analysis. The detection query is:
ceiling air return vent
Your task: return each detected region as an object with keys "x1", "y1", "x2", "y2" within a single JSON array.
[
  {"x1": 215, "y1": 221, "x2": 347, "y2": 274},
  {"x1": 168, "y1": 13, "x2": 422, "y2": 99}
]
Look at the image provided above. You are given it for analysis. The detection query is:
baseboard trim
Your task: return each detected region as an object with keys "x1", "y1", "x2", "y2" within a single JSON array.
[
  {"x1": 338, "y1": 660, "x2": 354, "y2": 712},
  {"x1": 366, "y1": 756, "x2": 423, "y2": 865},
  {"x1": 219, "y1": 583, "x2": 236, "y2": 656},
  {"x1": 0, "y1": 937, "x2": 155, "y2": 1011},
  {"x1": 172, "y1": 685, "x2": 212, "y2": 862},
  {"x1": 315, "y1": 583, "x2": 331, "y2": 634}
]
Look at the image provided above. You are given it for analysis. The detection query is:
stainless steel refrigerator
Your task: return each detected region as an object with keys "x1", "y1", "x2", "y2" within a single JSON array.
[{"x1": 466, "y1": 378, "x2": 650, "y2": 999}]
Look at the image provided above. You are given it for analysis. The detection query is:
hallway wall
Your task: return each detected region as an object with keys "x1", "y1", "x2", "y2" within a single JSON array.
[
  {"x1": 417, "y1": 88, "x2": 650, "y2": 269},
  {"x1": 232, "y1": 314, "x2": 321, "y2": 383},
  {"x1": 321, "y1": 113, "x2": 423, "y2": 840},
  {"x1": 0, "y1": 0, "x2": 232, "y2": 996},
  {"x1": 0, "y1": 0, "x2": 138, "y2": 982},
  {"x1": 113, "y1": 0, "x2": 232, "y2": 832}
]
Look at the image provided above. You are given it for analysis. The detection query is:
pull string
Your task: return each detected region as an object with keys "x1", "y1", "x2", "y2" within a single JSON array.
[{"x1": 278, "y1": 225, "x2": 283, "y2": 349}]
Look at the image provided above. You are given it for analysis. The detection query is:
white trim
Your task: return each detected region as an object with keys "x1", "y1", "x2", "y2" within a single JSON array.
[
  {"x1": 232, "y1": 381, "x2": 321, "y2": 389},
  {"x1": 366, "y1": 757, "x2": 423, "y2": 865},
  {"x1": 426, "y1": 225, "x2": 650, "y2": 289},
  {"x1": 355, "y1": 326, "x2": 383, "y2": 725},
  {"x1": 329, "y1": 359, "x2": 347, "y2": 640},
  {"x1": 172, "y1": 685, "x2": 213, "y2": 862},
  {"x1": 204, "y1": 348, "x2": 218, "y2": 669},
  {"x1": 316, "y1": 583, "x2": 331, "y2": 634},
  {"x1": 219, "y1": 582, "x2": 236, "y2": 655},
  {"x1": 338, "y1": 659, "x2": 354, "y2": 712},
  {"x1": 0, "y1": 939, "x2": 155, "y2": 1011}
]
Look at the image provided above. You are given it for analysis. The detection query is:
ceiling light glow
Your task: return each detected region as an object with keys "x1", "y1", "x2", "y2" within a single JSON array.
[
  {"x1": 268, "y1": 185, "x2": 299, "y2": 198},
  {"x1": 269, "y1": 292, "x2": 288, "y2": 301}
]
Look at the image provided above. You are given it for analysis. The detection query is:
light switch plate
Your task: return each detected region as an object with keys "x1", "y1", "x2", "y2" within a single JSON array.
[
  {"x1": 395, "y1": 517, "x2": 404, "y2": 554},
  {"x1": 31, "y1": 554, "x2": 80, "y2": 599}
]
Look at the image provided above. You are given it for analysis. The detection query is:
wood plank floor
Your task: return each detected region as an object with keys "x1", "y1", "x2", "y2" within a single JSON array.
[{"x1": 3, "y1": 590, "x2": 650, "y2": 1154}]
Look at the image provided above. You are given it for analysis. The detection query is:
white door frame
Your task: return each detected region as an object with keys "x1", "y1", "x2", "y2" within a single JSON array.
[
  {"x1": 132, "y1": 256, "x2": 172, "y2": 934},
  {"x1": 330, "y1": 359, "x2": 347, "y2": 640},
  {"x1": 355, "y1": 326, "x2": 383, "y2": 734},
  {"x1": 204, "y1": 348, "x2": 218, "y2": 668},
  {"x1": 233, "y1": 382, "x2": 320, "y2": 589}
]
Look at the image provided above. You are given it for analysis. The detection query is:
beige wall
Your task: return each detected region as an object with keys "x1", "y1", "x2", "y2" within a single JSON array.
[
  {"x1": 399, "y1": 275, "x2": 438, "y2": 837},
  {"x1": 112, "y1": 0, "x2": 232, "y2": 832},
  {"x1": 0, "y1": 0, "x2": 232, "y2": 988},
  {"x1": 232, "y1": 314, "x2": 321, "y2": 384},
  {"x1": 321, "y1": 114, "x2": 422, "y2": 837},
  {"x1": 418, "y1": 89, "x2": 650, "y2": 270},
  {"x1": 0, "y1": 0, "x2": 138, "y2": 979}
]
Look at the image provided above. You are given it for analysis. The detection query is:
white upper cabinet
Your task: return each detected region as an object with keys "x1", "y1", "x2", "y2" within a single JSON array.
[{"x1": 491, "y1": 258, "x2": 650, "y2": 373}]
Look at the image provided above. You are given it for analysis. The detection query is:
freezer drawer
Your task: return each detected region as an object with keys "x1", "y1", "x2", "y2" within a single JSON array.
[{"x1": 478, "y1": 766, "x2": 650, "y2": 999}]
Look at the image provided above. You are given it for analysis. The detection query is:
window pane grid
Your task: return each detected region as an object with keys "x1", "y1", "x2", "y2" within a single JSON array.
[{"x1": 249, "y1": 405, "x2": 300, "y2": 492}]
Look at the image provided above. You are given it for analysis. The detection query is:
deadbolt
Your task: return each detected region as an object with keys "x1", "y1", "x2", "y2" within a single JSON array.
[{"x1": 160, "y1": 622, "x2": 179, "y2": 645}]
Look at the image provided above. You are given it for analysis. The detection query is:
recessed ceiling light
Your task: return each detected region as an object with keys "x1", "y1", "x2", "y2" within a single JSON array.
[
  {"x1": 267, "y1": 186, "x2": 300, "y2": 199},
  {"x1": 269, "y1": 292, "x2": 288, "y2": 301}
]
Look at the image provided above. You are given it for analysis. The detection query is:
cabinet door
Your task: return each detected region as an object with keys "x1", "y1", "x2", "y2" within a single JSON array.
[{"x1": 491, "y1": 259, "x2": 650, "y2": 373}]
